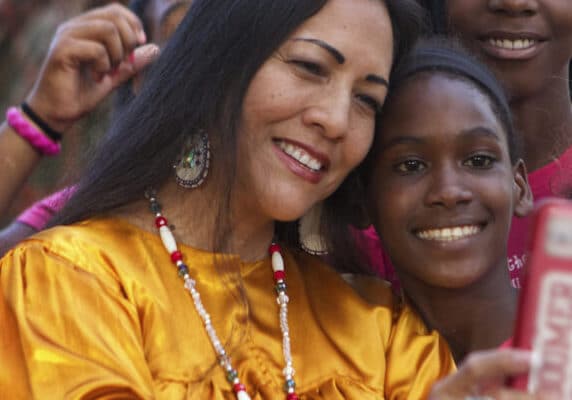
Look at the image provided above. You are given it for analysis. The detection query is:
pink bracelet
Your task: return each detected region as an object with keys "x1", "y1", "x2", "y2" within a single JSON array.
[{"x1": 6, "y1": 106, "x2": 61, "y2": 156}]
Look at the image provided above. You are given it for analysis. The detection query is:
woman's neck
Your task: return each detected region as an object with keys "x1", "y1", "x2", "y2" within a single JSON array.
[
  {"x1": 116, "y1": 181, "x2": 276, "y2": 262},
  {"x1": 510, "y1": 78, "x2": 572, "y2": 171},
  {"x1": 402, "y1": 263, "x2": 518, "y2": 363}
]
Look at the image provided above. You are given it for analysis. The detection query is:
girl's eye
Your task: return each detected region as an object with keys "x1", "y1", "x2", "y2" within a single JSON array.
[
  {"x1": 394, "y1": 159, "x2": 426, "y2": 174},
  {"x1": 464, "y1": 154, "x2": 495, "y2": 168},
  {"x1": 291, "y1": 60, "x2": 325, "y2": 76},
  {"x1": 356, "y1": 94, "x2": 382, "y2": 114}
]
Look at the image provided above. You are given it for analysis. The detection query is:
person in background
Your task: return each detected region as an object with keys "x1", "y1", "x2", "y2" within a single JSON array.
[
  {"x1": 0, "y1": 0, "x2": 131, "y2": 216},
  {"x1": 0, "y1": 1, "x2": 188, "y2": 256}
]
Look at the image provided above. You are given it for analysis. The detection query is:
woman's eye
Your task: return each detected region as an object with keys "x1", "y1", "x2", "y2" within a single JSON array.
[
  {"x1": 464, "y1": 154, "x2": 495, "y2": 168},
  {"x1": 291, "y1": 60, "x2": 324, "y2": 76},
  {"x1": 356, "y1": 94, "x2": 382, "y2": 114},
  {"x1": 395, "y1": 159, "x2": 425, "y2": 173}
]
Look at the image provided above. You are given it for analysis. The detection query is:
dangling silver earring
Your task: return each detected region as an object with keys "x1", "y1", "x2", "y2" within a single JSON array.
[
  {"x1": 174, "y1": 130, "x2": 210, "y2": 189},
  {"x1": 299, "y1": 203, "x2": 328, "y2": 255}
]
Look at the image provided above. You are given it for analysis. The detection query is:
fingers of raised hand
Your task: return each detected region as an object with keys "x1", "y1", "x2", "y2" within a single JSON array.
[
  {"x1": 460, "y1": 349, "x2": 532, "y2": 385},
  {"x1": 429, "y1": 349, "x2": 534, "y2": 400},
  {"x1": 51, "y1": 3, "x2": 146, "y2": 73},
  {"x1": 99, "y1": 44, "x2": 160, "y2": 90},
  {"x1": 129, "y1": 44, "x2": 160, "y2": 71},
  {"x1": 81, "y1": 3, "x2": 145, "y2": 45}
]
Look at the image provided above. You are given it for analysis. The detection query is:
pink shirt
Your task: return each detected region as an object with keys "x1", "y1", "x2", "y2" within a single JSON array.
[
  {"x1": 507, "y1": 144, "x2": 572, "y2": 288},
  {"x1": 357, "y1": 226, "x2": 400, "y2": 292},
  {"x1": 16, "y1": 187, "x2": 74, "y2": 231}
]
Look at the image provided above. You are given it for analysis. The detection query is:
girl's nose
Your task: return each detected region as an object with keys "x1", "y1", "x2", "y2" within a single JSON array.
[
  {"x1": 425, "y1": 166, "x2": 473, "y2": 209},
  {"x1": 487, "y1": 0, "x2": 539, "y2": 16}
]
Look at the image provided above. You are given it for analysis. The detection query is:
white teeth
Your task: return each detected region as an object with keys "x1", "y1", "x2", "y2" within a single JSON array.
[
  {"x1": 278, "y1": 141, "x2": 323, "y2": 171},
  {"x1": 416, "y1": 225, "x2": 481, "y2": 242},
  {"x1": 488, "y1": 38, "x2": 536, "y2": 50}
]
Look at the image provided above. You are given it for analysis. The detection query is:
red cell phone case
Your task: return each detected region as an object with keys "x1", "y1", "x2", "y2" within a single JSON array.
[{"x1": 510, "y1": 198, "x2": 572, "y2": 397}]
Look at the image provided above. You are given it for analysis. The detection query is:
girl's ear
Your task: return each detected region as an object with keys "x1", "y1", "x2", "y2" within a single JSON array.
[{"x1": 513, "y1": 159, "x2": 533, "y2": 217}]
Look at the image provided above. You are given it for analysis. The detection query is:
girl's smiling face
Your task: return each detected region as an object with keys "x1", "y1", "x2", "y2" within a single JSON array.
[{"x1": 368, "y1": 72, "x2": 531, "y2": 289}]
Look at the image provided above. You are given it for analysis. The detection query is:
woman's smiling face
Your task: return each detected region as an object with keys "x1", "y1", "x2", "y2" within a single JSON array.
[{"x1": 233, "y1": 0, "x2": 394, "y2": 223}]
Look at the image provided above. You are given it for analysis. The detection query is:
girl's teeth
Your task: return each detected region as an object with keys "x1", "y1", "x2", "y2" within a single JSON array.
[
  {"x1": 489, "y1": 38, "x2": 536, "y2": 50},
  {"x1": 278, "y1": 141, "x2": 323, "y2": 171},
  {"x1": 417, "y1": 225, "x2": 481, "y2": 241}
]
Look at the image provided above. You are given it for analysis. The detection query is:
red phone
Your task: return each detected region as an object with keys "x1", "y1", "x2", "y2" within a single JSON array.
[{"x1": 510, "y1": 198, "x2": 572, "y2": 396}]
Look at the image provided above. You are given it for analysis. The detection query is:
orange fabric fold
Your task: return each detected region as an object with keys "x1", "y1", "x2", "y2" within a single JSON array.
[{"x1": 0, "y1": 218, "x2": 455, "y2": 399}]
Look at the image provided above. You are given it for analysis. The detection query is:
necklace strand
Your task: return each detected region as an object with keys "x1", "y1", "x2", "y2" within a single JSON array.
[{"x1": 146, "y1": 190, "x2": 299, "y2": 400}]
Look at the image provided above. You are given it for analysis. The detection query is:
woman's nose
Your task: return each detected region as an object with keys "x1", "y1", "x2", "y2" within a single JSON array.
[{"x1": 302, "y1": 87, "x2": 352, "y2": 141}]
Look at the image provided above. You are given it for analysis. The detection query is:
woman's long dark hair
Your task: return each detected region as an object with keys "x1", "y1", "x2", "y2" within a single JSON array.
[{"x1": 53, "y1": 0, "x2": 425, "y2": 269}]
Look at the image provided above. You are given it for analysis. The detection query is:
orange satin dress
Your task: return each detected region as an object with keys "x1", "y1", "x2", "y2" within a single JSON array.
[
  {"x1": 0, "y1": 286, "x2": 32, "y2": 400},
  {"x1": 0, "y1": 218, "x2": 455, "y2": 399}
]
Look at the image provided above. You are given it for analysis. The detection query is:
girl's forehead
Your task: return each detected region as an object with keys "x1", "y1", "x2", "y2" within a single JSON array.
[{"x1": 384, "y1": 74, "x2": 508, "y2": 139}]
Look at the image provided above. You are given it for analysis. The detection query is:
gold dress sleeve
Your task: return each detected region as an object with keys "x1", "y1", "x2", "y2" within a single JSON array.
[{"x1": 0, "y1": 239, "x2": 155, "y2": 399}]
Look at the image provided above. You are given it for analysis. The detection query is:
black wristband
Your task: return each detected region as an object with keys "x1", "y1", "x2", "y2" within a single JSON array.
[{"x1": 20, "y1": 102, "x2": 63, "y2": 142}]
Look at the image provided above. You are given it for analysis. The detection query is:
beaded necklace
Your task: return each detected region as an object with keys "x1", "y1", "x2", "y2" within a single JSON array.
[{"x1": 146, "y1": 190, "x2": 299, "y2": 400}]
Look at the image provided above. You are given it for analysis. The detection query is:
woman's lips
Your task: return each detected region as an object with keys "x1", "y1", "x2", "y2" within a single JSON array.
[{"x1": 273, "y1": 139, "x2": 330, "y2": 184}]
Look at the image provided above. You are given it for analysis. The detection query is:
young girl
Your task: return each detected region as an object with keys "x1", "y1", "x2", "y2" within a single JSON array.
[
  {"x1": 420, "y1": 0, "x2": 572, "y2": 289},
  {"x1": 366, "y1": 38, "x2": 533, "y2": 367}
]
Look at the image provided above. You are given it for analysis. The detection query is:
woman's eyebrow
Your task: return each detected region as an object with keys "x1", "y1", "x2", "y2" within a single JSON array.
[
  {"x1": 290, "y1": 37, "x2": 388, "y2": 86},
  {"x1": 366, "y1": 74, "x2": 388, "y2": 87},
  {"x1": 291, "y1": 37, "x2": 345, "y2": 64}
]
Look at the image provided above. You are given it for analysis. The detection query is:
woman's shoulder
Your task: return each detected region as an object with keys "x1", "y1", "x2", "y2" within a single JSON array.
[
  {"x1": 291, "y1": 250, "x2": 438, "y2": 336},
  {"x1": 286, "y1": 250, "x2": 454, "y2": 392},
  {"x1": 292, "y1": 249, "x2": 398, "y2": 307},
  {"x1": 26, "y1": 217, "x2": 146, "y2": 254},
  {"x1": 2, "y1": 217, "x2": 157, "y2": 281}
]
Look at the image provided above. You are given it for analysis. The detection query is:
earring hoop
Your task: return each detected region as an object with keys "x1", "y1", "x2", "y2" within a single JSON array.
[
  {"x1": 174, "y1": 131, "x2": 210, "y2": 189},
  {"x1": 298, "y1": 203, "x2": 328, "y2": 255}
]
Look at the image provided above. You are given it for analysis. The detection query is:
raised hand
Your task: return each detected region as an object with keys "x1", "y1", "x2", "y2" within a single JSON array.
[
  {"x1": 25, "y1": 3, "x2": 160, "y2": 134},
  {"x1": 429, "y1": 349, "x2": 554, "y2": 400}
]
